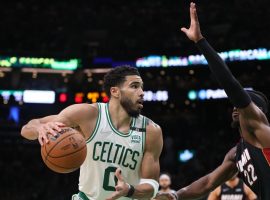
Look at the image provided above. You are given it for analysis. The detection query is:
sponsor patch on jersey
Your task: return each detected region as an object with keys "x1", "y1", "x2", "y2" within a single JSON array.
[
  {"x1": 131, "y1": 134, "x2": 141, "y2": 143},
  {"x1": 262, "y1": 148, "x2": 270, "y2": 167},
  {"x1": 235, "y1": 188, "x2": 242, "y2": 192},
  {"x1": 222, "y1": 188, "x2": 229, "y2": 192}
]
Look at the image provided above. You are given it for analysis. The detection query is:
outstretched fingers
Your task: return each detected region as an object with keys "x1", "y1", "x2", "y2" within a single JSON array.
[{"x1": 190, "y1": 2, "x2": 199, "y2": 26}]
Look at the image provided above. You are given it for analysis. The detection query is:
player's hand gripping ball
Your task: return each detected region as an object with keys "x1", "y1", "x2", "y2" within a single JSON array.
[{"x1": 41, "y1": 127, "x2": 87, "y2": 173}]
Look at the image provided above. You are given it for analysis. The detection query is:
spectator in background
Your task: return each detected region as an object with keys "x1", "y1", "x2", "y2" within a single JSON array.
[
  {"x1": 153, "y1": 174, "x2": 178, "y2": 200},
  {"x1": 208, "y1": 175, "x2": 257, "y2": 200}
]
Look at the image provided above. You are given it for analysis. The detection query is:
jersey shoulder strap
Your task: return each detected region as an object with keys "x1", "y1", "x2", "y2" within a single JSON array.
[
  {"x1": 130, "y1": 115, "x2": 146, "y2": 133},
  {"x1": 86, "y1": 102, "x2": 102, "y2": 143},
  {"x1": 220, "y1": 183, "x2": 227, "y2": 196}
]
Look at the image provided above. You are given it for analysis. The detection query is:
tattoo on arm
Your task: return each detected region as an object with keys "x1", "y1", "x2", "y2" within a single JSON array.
[{"x1": 146, "y1": 118, "x2": 159, "y2": 128}]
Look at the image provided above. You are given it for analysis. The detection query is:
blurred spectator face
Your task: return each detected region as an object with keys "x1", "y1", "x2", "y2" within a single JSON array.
[
  {"x1": 159, "y1": 174, "x2": 171, "y2": 189},
  {"x1": 227, "y1": 174, "x2": 239, "y2": 184}
]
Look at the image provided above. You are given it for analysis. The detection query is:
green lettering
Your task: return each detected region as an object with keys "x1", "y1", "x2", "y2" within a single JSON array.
[
  {"x1": 118, "y1": 146, "x2": 126, "y2": 165},
  {"x1": 101, "y1": 142, "x2": 109, "y2": 162},
  {"x1": 103, "y1": 166, "x2": 117, "y2": 191},
  {"x1": 106, "y1": 142, "x2": 113, "y2": 163},
  {"x1": 122, "y1": 148, "x2": 133, "y2": 168},
  {"x1": 92, "y1": 141, "x2": 102, "y2": 161},
  {"x1": 113, "y1": 144, "x2": 122, "y2": 163},
  {"x1": 130, "y1": 151, "x2": 140, "y2": 170}
]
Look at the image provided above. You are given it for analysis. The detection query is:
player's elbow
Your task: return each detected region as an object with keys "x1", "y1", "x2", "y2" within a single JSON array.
[
  {"x1": 21, "y1": 125, "x2": 29, "y2": 139},
  {"x1": 183, "y1": 176, "x2": 213, "y2": 199},
  {"x1": 21, "y1": 125, "x2": 37, "y2": 140}
]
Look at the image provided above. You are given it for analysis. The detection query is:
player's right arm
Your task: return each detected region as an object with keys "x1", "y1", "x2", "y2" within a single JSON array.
[
  {"x1": 207, "y1": 186, "x2": 220, "y2": 200},
  {"x1": 21, "y1": 103, "x2": 98, "y2": 145},
  {"x1": 175, "y1": 147, "x2": 237, "y2": 200},
  {"x1": 155, "y1": 148, "x2": 237, "y2": 200}
]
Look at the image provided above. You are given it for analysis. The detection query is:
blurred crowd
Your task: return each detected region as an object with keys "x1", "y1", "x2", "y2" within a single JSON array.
[
  {"x1": 0, "y1": 0, "x2": 269, "y2": 59},
  {"x1": 1, "y1": 61, "x2": 270, "y2": 199},
  {"x1": 1, "y1": 0, "x2": 270, "y2": 199}
]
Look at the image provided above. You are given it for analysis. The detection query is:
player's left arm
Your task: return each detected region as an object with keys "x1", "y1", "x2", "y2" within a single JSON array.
[
  {"x1": 106, "y1": 121, "x2": 163, "y2": 200},
  {"x1": 133, "y1": 120, "x2": 163, "y2": 198},
  {"x1": 244, "y1": 183, "x2": 257, "y2": 200},
  {"x1": 181, "y1": 2, "x2": 270, "y2": 148}
]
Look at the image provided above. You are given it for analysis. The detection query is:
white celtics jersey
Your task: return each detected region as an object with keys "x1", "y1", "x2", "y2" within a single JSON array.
[{"x1": 78, "y1": 103, "x2": 147, "y2": 200}]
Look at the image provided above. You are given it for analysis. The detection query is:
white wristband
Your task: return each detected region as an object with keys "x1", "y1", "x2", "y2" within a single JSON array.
[{"x1": 139, "y1": 178, "x2": 159, "y2": 199}]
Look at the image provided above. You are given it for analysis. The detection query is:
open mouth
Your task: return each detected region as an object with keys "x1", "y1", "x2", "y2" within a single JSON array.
[{"x1": 137, "y1": 99, "x2": 144, "y2": 107}]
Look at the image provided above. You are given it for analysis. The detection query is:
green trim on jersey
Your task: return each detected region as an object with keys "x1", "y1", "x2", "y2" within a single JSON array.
[
  {"x1": 78, "y1": 191, "x2": 89, "y2": 200},
  {"x1": 142, "y1": 116, "x2": 146, "y2": 153},
  {"x1": 86, "y1": 103, "x2": 101, "y2": 143},
  {"x1": 105, "y1": 103, "x2": 135, "y2": 137}
]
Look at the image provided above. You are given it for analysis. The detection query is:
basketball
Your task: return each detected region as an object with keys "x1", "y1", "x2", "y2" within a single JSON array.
[{"x1": 41, "y1": 127, "x2": 87, "y2": 173}]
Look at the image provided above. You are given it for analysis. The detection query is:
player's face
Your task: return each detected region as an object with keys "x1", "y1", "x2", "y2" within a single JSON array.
[
  {"x1": 231, "y1": 107, "x2": 240, "y2": 129},
  {"x1": 119, "y1": 75, "x2": 144, "y2": 118},
  {"x1": 159, "y1": 176, "x2": 171, "y2": 189}
]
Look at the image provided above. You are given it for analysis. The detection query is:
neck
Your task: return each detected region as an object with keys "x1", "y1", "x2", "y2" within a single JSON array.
[
  {"x1": 108, "y1": 99, "x2": 132, "y2": 133},
  {"x1": 226, "y1": 178, "x2": 239, "y2": 188},
  {"x1": 160, "y1": 188, "x2": 171, "y2": 193}
]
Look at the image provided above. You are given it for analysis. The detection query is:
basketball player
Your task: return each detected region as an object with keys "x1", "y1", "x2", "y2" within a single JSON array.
[
  {"x1": 153, "y1": 174, "x2": 178, "y2": 200},
  {"x1": 208, "y1": 176, "x2": 257, "y2": 200},
  {"x1": 155, "y1": 2, "x2": 270, "y2": 200},
  {"x1": 21, "y1": 66, "x2": 165, "y2": 200}
]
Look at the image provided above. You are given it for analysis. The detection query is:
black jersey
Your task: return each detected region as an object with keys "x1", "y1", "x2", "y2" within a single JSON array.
[
  {"x1": 236, "y1": 138, "x2": 270, "y2": 200},
  {"x1": 220, "y1": 179, "x2": 245, "y2": 200}
]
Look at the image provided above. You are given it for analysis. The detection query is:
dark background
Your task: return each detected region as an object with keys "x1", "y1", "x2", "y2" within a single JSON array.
[{"x1": 1, "y1": 0, "x2": 270, "y2": 199}]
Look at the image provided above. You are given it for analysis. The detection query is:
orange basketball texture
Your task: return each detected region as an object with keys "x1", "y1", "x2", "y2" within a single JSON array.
[{"x1": 41, "y1": 127, "x2": 87, "y2": 173}]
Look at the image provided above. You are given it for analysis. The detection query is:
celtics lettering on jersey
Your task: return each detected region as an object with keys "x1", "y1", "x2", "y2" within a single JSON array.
[
  {"x1": 78, "y1": 103, "x2": 146, "y2": 200},
  {"x1": 92, "y1": 141, "x2": 140, "y2": 170},
  {"x1": 236, "y1": 148, "x2": 258, "y2": 186}
]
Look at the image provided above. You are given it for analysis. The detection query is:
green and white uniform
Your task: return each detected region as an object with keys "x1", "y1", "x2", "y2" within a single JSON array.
[{"x1": 74, "y1": 103, "x2": 147, "y2": 200}]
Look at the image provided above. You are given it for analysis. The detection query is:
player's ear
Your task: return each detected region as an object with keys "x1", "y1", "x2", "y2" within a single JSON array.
[{"x1": 110, "y1": 87, "x2": 120, "y2": 98}]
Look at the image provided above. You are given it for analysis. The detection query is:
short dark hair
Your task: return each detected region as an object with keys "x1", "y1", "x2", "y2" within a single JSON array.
[
  {"x1": 159, "y1": 173, "x2": 172, "y2": 178},
  {"x1": 103, "y1": 65, "x2": 140, "y2": 97}
]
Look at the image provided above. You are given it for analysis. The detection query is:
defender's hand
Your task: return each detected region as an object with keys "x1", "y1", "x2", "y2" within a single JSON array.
[
  {"x1": 37, "y1": 122, "x2": 66, "y2": 146},
  {"x1": 106, "y1": 168, "x2": 129, "y2": 200},
  {"x1": 155, "y1": 192, "x2": 177, "y2": 200},
  {"x1": 181, "y1": 2, "x2": 203, "y2": 43}
]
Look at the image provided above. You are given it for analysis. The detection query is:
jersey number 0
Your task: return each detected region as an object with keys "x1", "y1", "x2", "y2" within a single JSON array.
[{"x1": 103, "y1": 166, "x2": 118, "y2": 191}]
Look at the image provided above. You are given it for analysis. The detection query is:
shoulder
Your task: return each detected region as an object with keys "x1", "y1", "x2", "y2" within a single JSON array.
[
  {"x1": 224, "y1": 146, "x2": 237, "y2": 162},
  {"x1": 212, "y1": 186, "x2": 222, "y2": 196},
  {"x1": 144, "y1": 117, "x2": 163, "y2": 154},
  {"x1": 145, "y1": 117, "x2": 162, "y2": 135},
  {"x1": 145, "y1": 117, "x2": 163, "y2": 143},
  {"x1": 243, "y1": 183, "x2": 251, "y2": 192},
  {"x1": 59, "y1": 103, "x2": 99, "y2": 121},
  {"x1": 243, "y1": 183, "x2": 257, "y2": 198},
  {"x1": 62, "y1": 103, "x2": 98, "y2": 111}
]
